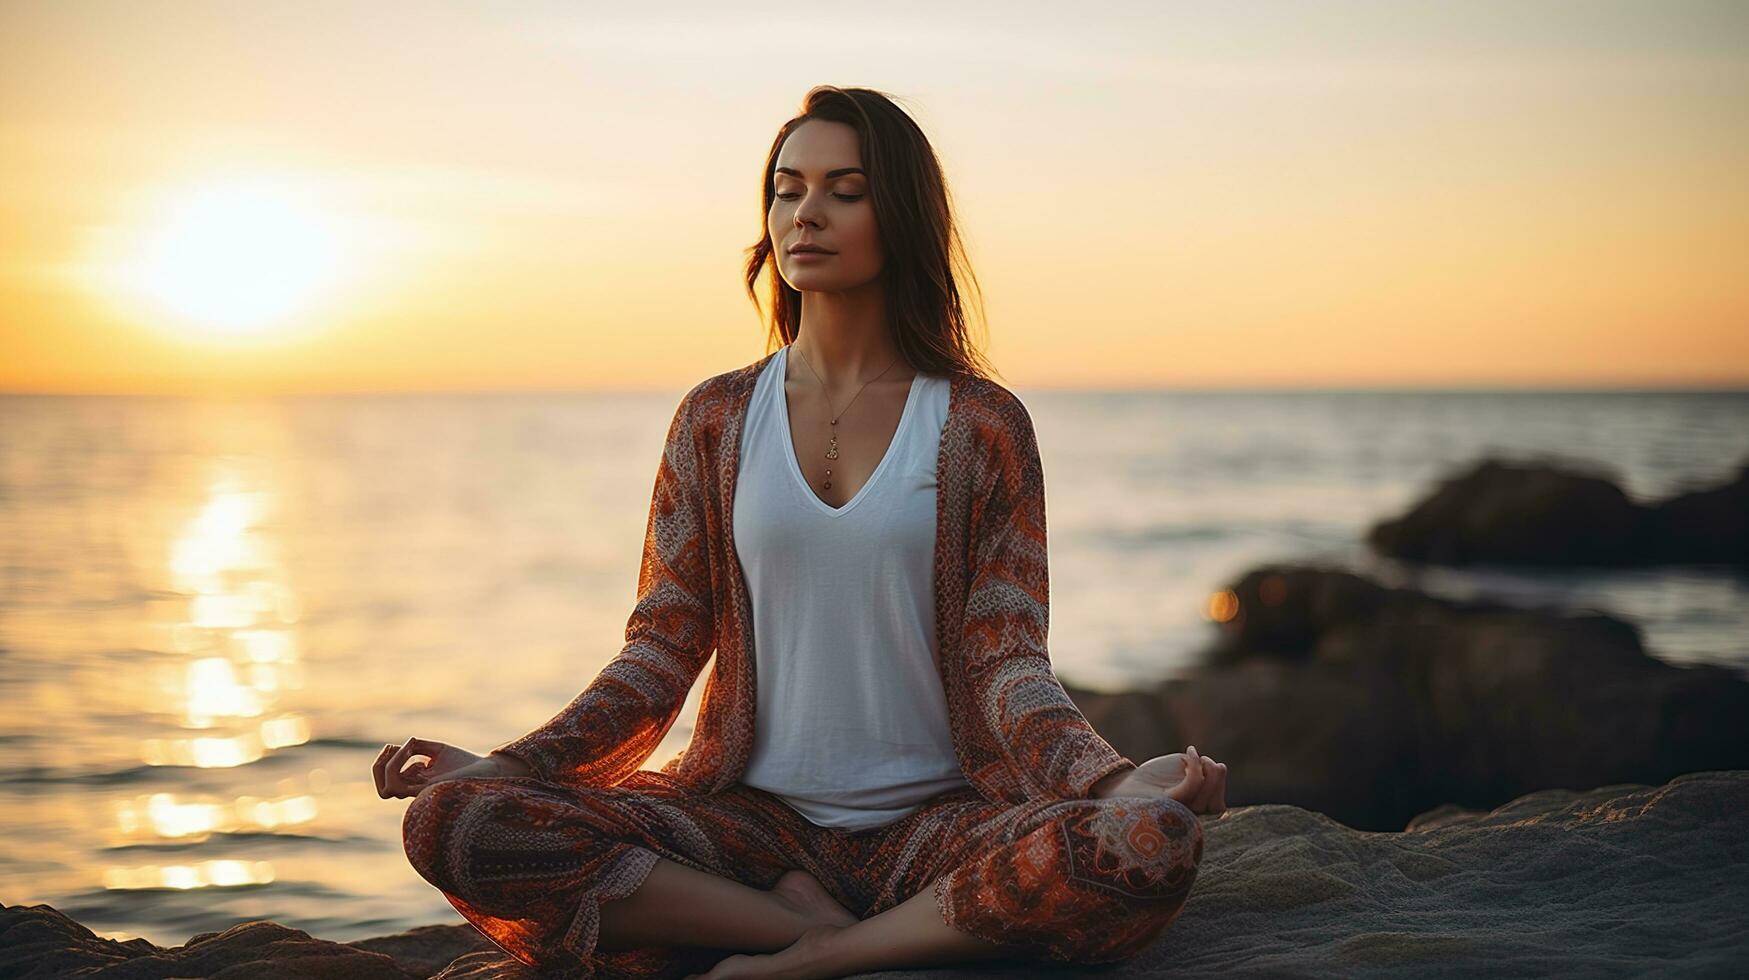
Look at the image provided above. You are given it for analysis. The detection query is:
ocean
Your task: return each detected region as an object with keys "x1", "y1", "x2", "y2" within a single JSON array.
[{"x1": 2, "y1": 386, "x2": 1745, "y2": 947}]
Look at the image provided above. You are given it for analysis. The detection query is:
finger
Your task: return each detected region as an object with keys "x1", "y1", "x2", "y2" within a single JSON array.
[
  {"x1": 399, "y1": 737, "x2": 441, "y2": 785},
  {"x1": 1190, "y1": 756, "x2": 1213, "y2": 812},
  {"x1": 1216, "y1": 762, "x2": 1229, "y2": 812},
  {"x1": 373, "y1": 744, "x2": 398, "y2": 799},
  {"x1": 402, "y1": 735, "x2": 437, "y2": 757},
  {"x1": 402, "y1": 739, "x2": 438, "y2": 778},
  {"x1": 1203, "y1": 760, "x2": 1223, "y2": 815},
  {"x1": 1178, "y1": 751, "x2": 1204, "y2": 806},
  {"x1": 384, "y1": 737, "x2": 429, "y2": 798},
  {"x1": 400, "y1": 738, "x2": 447, "y2": 792}
]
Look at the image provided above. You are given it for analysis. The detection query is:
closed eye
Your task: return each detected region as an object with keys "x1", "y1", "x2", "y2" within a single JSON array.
[{"x1": 775, "y1": 193, "x2": 863, "y2": 202}]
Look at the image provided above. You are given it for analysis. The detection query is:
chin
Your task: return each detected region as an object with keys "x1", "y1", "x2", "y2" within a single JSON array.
[{"x1": 784, "y1": 272, "x2": 846, "y2": 290}]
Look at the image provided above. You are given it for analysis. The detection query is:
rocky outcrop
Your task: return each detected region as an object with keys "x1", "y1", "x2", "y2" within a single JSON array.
[
  {"x1": 6, "y1": 771, "x2": 1744, "y2": 978},
  {"x1": 0, "y1": 911, "x2": 423, "y2": 978},
  {"x1": 0, "y1": 906, "x2": 519, "y2": 979},
  {"x1": 1365, "y1": 456, "x2": 1749, "y2": 566},
  {"x1": 1067, "y1": 563, "x2": 1749, "y2": 830},
  {"x1": 346, "y1": 924, "x2": 505, "y2": 978}
]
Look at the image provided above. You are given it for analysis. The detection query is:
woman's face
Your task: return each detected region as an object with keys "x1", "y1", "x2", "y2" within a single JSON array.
[{"x1": 767, "y1": 119, "x2": 881, "y2": 291}]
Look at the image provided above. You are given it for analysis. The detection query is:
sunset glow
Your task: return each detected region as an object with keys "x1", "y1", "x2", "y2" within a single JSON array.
[
  {"x1": 0, "y1": 1, "x2": 1743, "y2": 393},
  {"x1": 81, "y1": 178, "x2": 352, "y2": 341}
]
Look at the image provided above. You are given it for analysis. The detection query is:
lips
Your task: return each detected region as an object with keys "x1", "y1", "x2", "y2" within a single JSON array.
[{"x1": 788, "y1": 244, "x2": 835, "y2": 254}]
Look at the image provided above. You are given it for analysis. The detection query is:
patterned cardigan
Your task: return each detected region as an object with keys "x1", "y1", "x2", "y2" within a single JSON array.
[{"x1": 491, "y1": 348, "x2": 1138, "y2": 805}]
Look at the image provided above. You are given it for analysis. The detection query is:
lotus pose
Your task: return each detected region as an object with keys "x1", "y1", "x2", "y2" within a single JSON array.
[{"x1": 378, "y1": 85, "x2": 1228, "y2": 980}]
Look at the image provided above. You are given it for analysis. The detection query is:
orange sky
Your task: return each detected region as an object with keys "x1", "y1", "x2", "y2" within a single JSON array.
[{"x1": 2, "y1": 1, "x2": 1745, "y2": 394}]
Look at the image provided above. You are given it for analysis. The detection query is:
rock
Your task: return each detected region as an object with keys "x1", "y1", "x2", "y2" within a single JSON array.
[
  {"x1": 1153, "y1": 771, "x2": 1748, "y2": 977},
  {"x1": 1647, "y1": 462, "x2": 1749, "y2": 564},
  {"x1": 0, "y1": 908, "x2": 417, "y2": 978},
  {"x1": 1066, "y1": 563, "x2": 1749, "y2": 830},
  {"x1": 427, "y1": 950, "x2": 540, "y2": 978},
  {"x1": 7, "y1": 771, "x2": 1746, "y2": 977},
  {"x1": 346, "y1": 924, "x2": 502, "y2": 978},
  {"x1": 1366, "y1": 456, "x2": 1749, "y2": 567}
]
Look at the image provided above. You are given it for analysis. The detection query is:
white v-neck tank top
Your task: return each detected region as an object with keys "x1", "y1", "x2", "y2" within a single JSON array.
[{"x1": 732, "y1": 344, "x2": 971, "y2": 830}]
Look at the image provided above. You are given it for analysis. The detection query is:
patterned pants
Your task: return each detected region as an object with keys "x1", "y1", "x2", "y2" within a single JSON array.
[{"x1": 401, "y1": 769, "x2": 1203, "y2": 979}]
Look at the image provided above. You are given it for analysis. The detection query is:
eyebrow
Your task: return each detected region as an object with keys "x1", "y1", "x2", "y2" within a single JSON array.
[{"x1": 773, "y1": 166, "x2": 866, "y2": 178}]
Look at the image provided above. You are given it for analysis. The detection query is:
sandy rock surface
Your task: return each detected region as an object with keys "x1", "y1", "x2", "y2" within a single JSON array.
[{"x1": 6, "y1": 771, "x2": 1743, "y2": 978}]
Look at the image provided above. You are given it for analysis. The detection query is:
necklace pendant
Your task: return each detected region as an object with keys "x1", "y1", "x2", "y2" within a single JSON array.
[{"x1": 825, "y1": 436, "x2": 838, "y2": 460}]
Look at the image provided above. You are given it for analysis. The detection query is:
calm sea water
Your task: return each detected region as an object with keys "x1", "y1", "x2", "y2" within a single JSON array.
[{"x1": 3, "y1": 387, "x2": 1746, "y2": 947}]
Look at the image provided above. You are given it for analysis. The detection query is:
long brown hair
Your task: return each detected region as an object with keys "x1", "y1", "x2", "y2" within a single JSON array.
[{"x1": 743, "y1": 85, "x2": 999, "y2": 383}]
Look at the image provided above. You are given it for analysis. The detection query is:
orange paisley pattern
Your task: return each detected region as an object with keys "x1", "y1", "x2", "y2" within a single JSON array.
[
  {"x1": 402, "y1": 349, "x2": 1204, "y2": 975},
  {"x1": 486, "y1": 349, "x2": 1142, "y2": 805},
  {"x1": 403, "y1": 769, "x2": 1202, "y2": 978}
]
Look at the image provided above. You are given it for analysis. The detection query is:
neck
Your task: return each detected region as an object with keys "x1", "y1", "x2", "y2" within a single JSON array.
[{"x1": 791, "y1": 284, "x2": 907, "y2": 384}]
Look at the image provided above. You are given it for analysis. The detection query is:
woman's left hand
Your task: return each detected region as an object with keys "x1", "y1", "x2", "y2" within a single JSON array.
[{"x1": 1103, "y1": 745, "x2": 1228, "y2": 816}]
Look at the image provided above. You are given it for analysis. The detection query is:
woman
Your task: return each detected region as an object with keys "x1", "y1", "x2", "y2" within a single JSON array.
[{"x1": 378, "y1": 85, "x2": 1228, "y2": 980}]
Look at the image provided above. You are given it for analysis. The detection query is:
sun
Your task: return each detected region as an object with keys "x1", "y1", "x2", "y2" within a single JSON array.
[{"x1": 91, "y1": 177, "x2": 353, "y2": 339}]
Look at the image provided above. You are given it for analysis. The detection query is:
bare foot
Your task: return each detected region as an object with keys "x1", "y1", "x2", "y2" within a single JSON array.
[
  {"x1": 686, "y1": 924, "x2": 845, "y2": 980},
  {"x1": 769, "y1": 869, "x2": 859, "y2": 929}
]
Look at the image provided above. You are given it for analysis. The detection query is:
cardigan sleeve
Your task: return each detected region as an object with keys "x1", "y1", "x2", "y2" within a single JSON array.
[
  {"x1": 963, "y1": 390, "x2": 1139, "y2": 800},
  {"x1": 490, "y1": 385, "x2": 717, "y2": 789}
]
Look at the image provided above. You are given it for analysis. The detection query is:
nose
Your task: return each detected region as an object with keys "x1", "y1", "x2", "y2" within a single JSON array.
[{"x1": 793, "y1": 195, "x2": 823, "y2": 229}]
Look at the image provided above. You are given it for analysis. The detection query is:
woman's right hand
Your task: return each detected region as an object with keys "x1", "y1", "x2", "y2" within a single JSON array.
[{"x1": 373, "y1": 738, "x2": 506, "y2": 799}]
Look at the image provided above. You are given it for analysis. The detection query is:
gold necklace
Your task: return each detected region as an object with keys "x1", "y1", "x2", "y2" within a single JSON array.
[{"x1": 791, "y1": 344, "x2": 901, "y2": 491}]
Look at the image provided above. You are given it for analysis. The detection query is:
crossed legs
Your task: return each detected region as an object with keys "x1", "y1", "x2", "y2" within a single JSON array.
[
  {"x1": 675, "y1": 871, "x2": 1016, "y2": 980},
  {"x1": 403, "y1": 773, "x2": 1202, "y2": 979},
  {"x1": 597, "y1": 859, "x2": 857, "y2": 953},
  {"x1": 671, "y1": 793, "x2": 1204, "y2": 979}
]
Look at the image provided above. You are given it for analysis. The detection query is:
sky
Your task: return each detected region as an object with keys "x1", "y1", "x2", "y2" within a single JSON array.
[{"x1": 1, "y1": 0, "x2": 1745, "y2": 394}]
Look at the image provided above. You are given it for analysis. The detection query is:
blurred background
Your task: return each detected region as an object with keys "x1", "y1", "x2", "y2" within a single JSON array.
[{"x1": 2, "y1": 0, "x2": 1745, "y2": 952}]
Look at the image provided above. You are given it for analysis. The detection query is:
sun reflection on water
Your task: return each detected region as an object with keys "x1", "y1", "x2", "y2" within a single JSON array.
[
  {"x1": 114, "y1": 787, "x2": 322, "y2": 839},
  {"x1": 103, "y1": 860, "x2": 277, "y2": 891},
  {"x1": 106, "y1": 467, "x2": 320, "y2": 891}
]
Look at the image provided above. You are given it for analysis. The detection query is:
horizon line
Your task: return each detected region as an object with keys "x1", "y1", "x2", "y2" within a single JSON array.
[{"x1": 5, "y1": 382, "x2": 1749, "y2": 398}]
